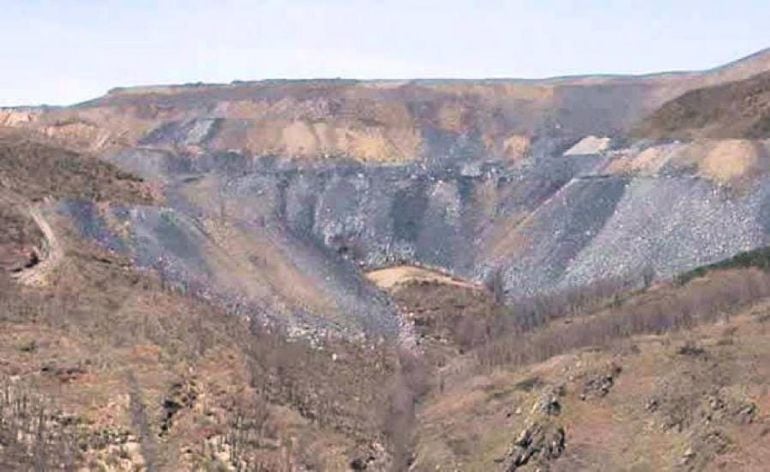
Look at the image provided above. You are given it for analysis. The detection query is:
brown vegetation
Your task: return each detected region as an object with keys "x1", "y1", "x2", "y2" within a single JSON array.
[
  {"x1": 0, "y1": 128, "x2": 155, "y2": 275},
  {"x1": 0, "y1": 204, "x2": 42, "y2": 272},
  {"x1": 0, "y1": 128, "x2": 155, "y2": 204},
  {"x1": 391, "y1": 272, "x2": 635, "y2": 365},
  {"x1": 0, "y1": 381, "x2": 82, "y2": 470},
  {"x1": 4, "y1": 111, "x2": 770, "y2": 469},
  {"x1": 466, "y1": 267, "x2": 770, "y2": 383},
  {"x1": 637, "y1": 71, "x2": 770, "y2": 140},
  {"x1": 0, "y1": 224, "x2": 403, "y2": 469},
  {"x1": 3, "y1": 213, "x2": 770, "y2": 469},
  {"x1": 415, "y1": 304, "x2": 770, "y2": 470}
]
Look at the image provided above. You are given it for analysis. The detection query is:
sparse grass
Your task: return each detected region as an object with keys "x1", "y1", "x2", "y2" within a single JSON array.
[
  {"x1": 0, "y1": 129, "x2": 153, "y2": 204},
  {"x1": 0, "y1": 224, "x2": 401, "y2": 469},
  {"x1": 416, "y1": 307, "x2": 770, "y2": 471},
  {"x1": 0, "y1": 130, "x2": 411, "y2": 469},
  {"x1": 470, "y1": 267, "x2": 770, "y2": 372},
  {"x1": 637, "y1": 70, "x2": 770, "y2": 140}
]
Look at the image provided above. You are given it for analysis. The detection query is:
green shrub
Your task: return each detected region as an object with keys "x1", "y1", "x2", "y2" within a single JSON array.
[{"x1": 676, "y1": 246, "x2": 770, "y2": 285}]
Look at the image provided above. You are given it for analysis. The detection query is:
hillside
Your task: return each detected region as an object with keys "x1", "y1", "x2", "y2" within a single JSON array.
[
  {"x1": 638, "y1": 70, "x2": 770, "y2": 140},
  {"x1": 4, "y1": 233, "x2": 769, "y2": 469},
  {"x1": 2, "y1": 48, "x2": 770, "y2": 470},
  {"x1": 0, "y1": 228, "x2": 403, "y2": 470},
  {"x1": 0, "y1": 51, "x2": 769, "y2": 309},
  {"x1": 0, "y1": 129, "x2": 154, "y2": 277},
  {"x1": 0, "y1": 133, "x2": 405, "y2": 470},
  {"x1": 416, "y1": 291, "x2": 770, "y2": 471}
]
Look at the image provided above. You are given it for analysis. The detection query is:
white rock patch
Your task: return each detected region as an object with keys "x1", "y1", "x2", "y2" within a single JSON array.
[{"x1": 564, "y1": 136, "x2": 611, "y2": 156}]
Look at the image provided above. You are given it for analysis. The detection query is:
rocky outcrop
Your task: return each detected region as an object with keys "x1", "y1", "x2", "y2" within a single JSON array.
[
  {"x1": 160, "y1": 379, "x2": 199, "y2": 436},
  {"x1": 348, "y1": 442, "x2": 390, "y2": 471},
  {"x1": 502, "y1": 421, "x2": 566, "y2": 471},
  {"x1": 496, "y1": 383, "x2": 569, "y2": 471},
  {"x1": 535, "y1": 385, "x2": 565, "y2": 416},
  {"x1": 580, "y1": 363, "x2": 622, "y2": 400}
]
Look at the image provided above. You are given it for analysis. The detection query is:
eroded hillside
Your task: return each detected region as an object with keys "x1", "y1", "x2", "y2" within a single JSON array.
[
  {"x1": 3, "y1": 48, "x2": 770, "y2": 470},
  {"x1": 2, "y1": 51, "x2": 770, "y2": 315},
  {"x1": 0, "y1": 133, "x2": 406, "y2": 470}
]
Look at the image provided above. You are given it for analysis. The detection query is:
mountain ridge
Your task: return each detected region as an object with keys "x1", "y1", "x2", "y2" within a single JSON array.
[
  {"x1": 86, "y1": 47, "x2": 770, "y2": 98},
  {"x1": 2, "y1": 48, "x2": 768, "y2": 164}
]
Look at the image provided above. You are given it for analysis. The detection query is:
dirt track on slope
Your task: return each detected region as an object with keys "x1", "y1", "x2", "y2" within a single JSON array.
[
  {"x1": 0, "y1": 190, "x2": 63, "y2": 287},
  {"x1": 11, "y1": 205, "x2": 63, "y2": 286}
]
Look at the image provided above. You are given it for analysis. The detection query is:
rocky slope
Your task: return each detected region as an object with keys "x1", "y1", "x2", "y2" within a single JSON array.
[
  {"x1": 3, "y1": 50, "x2": 770, "y2": 334},
  {"x1": 0, "y1": 133, "x2": 403, "y2": 470},
  {"x1": 3, "y1": 48, "x2": 770, "y2": 469}
]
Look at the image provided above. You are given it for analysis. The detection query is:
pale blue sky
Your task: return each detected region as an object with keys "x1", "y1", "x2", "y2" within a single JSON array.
[{"x1": 2, "y1": 0, "x2": 768, "y2": 106}]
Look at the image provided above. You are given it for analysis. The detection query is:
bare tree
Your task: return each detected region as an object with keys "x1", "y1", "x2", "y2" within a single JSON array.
[{"x1": 484, "y1": 268, "x2": 507, "y2": 305}]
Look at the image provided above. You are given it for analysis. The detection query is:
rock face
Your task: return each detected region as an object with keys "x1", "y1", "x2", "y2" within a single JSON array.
[
  {"x1": 504, "y1": 421, "x2": 566, "y2": 471},
  {"x1": 580, "y1": 364, "x2": 622, "y2": 400},
  {"x1": 3, "y1": 50, "x2": 770, "y2": 335}
]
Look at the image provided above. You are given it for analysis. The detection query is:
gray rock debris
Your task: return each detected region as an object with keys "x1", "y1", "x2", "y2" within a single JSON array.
[{"x1": 502, "y1": 421, "x2": 566, "y2": 471}]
